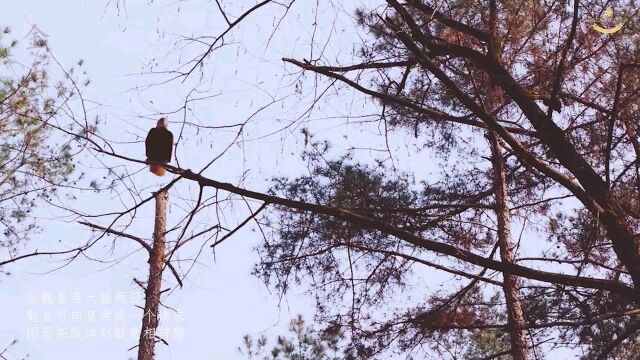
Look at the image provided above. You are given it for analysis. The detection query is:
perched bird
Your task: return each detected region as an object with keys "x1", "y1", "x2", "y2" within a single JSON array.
[{"x1": 145, "y1": 117, "x2": 173, "y2": 176}]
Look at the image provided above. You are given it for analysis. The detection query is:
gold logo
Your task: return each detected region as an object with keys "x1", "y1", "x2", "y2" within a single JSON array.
[{"x1": 592, "y1": 8, "x2": 624, "y2": 34}]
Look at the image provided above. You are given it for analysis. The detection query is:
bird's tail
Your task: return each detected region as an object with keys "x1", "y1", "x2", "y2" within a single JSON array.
[{"x1": 150, "y1": 164, "x2": 165, "y2": 176}]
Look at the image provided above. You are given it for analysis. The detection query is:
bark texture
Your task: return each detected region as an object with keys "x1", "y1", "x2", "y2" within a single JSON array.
[
  {"x1": 137, "y1": 188, "x2": 168, "y2": 360},
  {"x1": 489, "y1": 131, "x2": 529, "y2": 360}
]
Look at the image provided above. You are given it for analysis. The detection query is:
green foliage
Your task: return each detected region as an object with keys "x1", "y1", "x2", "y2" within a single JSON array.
[
  {"x1": 258, "y1": 0, "x2": 640, "y2": 357},
  {"x1": 0, "y1": 25, "x2": 91, "y2": 253},
  {"x1": 239, "y1": 315, "x2": 356, "y2": 360},
  {"x1": 255, "y1": 137, "x2": 507, "y2": 358}
]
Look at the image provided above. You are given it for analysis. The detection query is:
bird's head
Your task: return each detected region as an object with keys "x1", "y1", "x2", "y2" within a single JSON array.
[{"x1": 157, "y1": 117, "x2": 167, "y2": 128}]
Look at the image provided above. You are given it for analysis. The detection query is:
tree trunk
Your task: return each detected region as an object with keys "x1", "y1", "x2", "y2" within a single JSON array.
[
  {"x1": 488, "y1": 131, "x2": 529, "y2": 360},
  {"x1": 137, "y1": 188, "x2": 168, "y2": 360}
]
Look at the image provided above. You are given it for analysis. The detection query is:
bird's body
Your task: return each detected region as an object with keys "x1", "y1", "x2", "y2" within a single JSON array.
[{"x1": 145, "y1": 118, "x2": 173, "y2": 176}]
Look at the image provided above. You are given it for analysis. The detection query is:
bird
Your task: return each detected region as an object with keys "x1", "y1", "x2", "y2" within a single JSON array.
[{"x1": 145, "y1": 117, "x2": 174, "y2": 176}]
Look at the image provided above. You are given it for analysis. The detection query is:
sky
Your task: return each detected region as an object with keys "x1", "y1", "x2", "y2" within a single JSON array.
[{"x1": 0, "y1": 1, "x2": 409, "y2": 359}]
